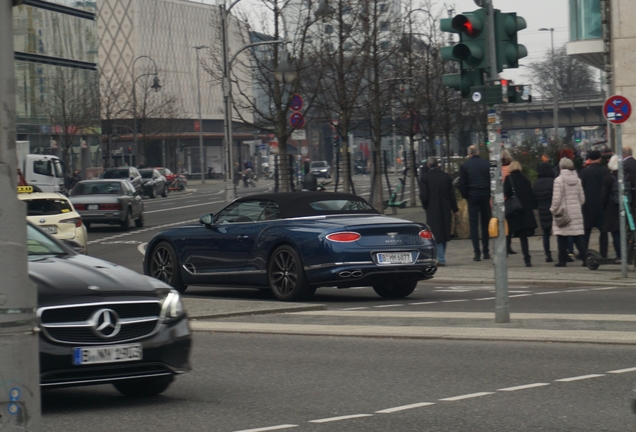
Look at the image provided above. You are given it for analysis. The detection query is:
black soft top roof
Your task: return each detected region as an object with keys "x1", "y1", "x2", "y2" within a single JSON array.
[{"x1": 235, "y1": 192, "x2": 380, "y2": 219}]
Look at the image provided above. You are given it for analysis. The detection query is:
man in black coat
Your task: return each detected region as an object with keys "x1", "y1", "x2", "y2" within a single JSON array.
[
  {"x1": 419, "y1": 157, "x2": 458, "y2": 266},
  {"x1": 532, "y1": 162, "x2": 555, "y2": 262},
  {"x1": 458, "y1": 145, "x2": 491, "y2": 261},
  {"x1": 580, "y1": 150, "x2": 609, "y2": 257},
  {"x1": 623, "y1": 147, "x2": 636, "y2": 181}
]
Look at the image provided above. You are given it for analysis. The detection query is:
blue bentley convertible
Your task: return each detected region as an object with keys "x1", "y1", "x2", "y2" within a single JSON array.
[{"x1": 143, "y1": 192, "x2": 437, "y2": 301}]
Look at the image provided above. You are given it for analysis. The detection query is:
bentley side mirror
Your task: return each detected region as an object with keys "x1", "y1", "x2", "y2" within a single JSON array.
[{"x1": 200, "y1": 214, "x2": 213, "y2": 226}]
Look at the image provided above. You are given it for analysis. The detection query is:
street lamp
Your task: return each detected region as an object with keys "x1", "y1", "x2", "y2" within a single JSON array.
[
  {"x1": 194, "y1": 45, "x2": 208, "y2": 183},
  {"x1": 219, "y1": 0, "x2": 291, "y2": 201},
  {"x1": 273, "y1": 49, "x2": 298, "y2": 83},
  {"x1": 132, "y1": 55, "x2": 161, "y2": 167},
  {"x1": 539, "y1": 27, "x2": 558, "y2": 143}
]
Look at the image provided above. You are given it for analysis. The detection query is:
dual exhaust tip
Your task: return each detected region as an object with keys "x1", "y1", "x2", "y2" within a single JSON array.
[{"x1": 338, "y1": 270, "x2": 363, "y2": 278}]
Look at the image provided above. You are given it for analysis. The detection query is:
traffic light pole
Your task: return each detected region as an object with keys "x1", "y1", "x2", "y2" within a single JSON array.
[
  {"x1": 485, "y1": 0, "x2": 509, "y2": 323},
  {"x1": 0, "y1": 0, "x2": 42, "y2": 429}
]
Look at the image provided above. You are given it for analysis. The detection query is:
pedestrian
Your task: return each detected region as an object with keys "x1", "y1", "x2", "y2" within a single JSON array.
[
  {"x1": 504, "y1": 161, "x2": 537, "y2": 267},
  {"x1": 500, "y1": 149, "x2": 515, "y2": 254},
  {"x1": 419, "y1": 156, "x2": 458, "y2": 266},
  {"x1": 533, "y1": 162, "x2": 556, "y2": 262},
  {"x1": 600, "y1": 155, "x2": 636, "y2": 260},
  {"x1": 622, "y1": 147, "x2": 636, "y2": 180},
  {"x1": 458, "y1": 145, "x2": 491, "y2": 261},
  {"x1": 579, "y1": 150, "x2": 609, "y2": 257},
  {"x1": 550, "y1": 157, "x2": 586, "y2": 267},
  {"x1": 207, "y1": 166, "x2": 214, "y2": 179}
]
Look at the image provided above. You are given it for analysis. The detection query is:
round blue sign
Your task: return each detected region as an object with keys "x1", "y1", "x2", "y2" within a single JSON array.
[
  {"x1": 289, "y1": 112, "x2": 305, "y2": 129},
  {"x1": 290, "y1": 94, "x2": 303, "y2": 112},
  {"x1": 603, "y1": 95, "x2": 632, "y2": 124}
]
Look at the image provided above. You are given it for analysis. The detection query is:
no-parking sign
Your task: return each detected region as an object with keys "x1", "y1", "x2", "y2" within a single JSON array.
[{"x1": 603, "y1": 95, "x2": 632, "y2": 124}]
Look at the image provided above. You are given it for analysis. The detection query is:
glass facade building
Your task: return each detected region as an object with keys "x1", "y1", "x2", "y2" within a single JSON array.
[
  {"x1": 569, "y1": 0, "x2": 602, "y2": 41},
  {"x1": 13, "y1": 1, "x2": 99, "y2": 162}
]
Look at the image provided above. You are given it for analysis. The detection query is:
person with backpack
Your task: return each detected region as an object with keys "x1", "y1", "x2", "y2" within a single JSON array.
[{"x1": 601, "y1": 155, "x2": 636, "y2": 260}]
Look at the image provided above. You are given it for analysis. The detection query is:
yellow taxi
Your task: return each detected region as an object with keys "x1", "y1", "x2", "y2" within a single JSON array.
[{"x1": 18, "y1": 189, "x2": 88, "y2": 254}]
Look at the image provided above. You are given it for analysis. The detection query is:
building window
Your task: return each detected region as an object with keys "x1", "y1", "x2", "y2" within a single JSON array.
[
  {"x1": 380, "y1": 21, "x2": 389, "y2": 32},
  {"x1": 341, "y1": 5, "x2": 351, "y2": 14},
  {"x1": 324, "y1": 42, "x2": 334, "y2": 52},
  {"x1": 325, "y1": 24, "x2": 334, "y2": 34},
  {"x1": 380, "y1": 41, "x2": 390, "y2": 50},
  {"x1": 343, "y1": 42, "x2": 353, "y2": 51},
  {"x1": 379, "y1": 3, "x2": 388, "y2": 13},
  {"x1": 305, "y1": 36, "x2": 313, "y2": 45}
]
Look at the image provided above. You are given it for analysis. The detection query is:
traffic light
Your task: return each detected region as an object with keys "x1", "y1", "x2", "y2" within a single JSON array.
[
  {"x1": 494, "y1": 11, "x2": 527, "y2": 71},
  {"x1": 440, "y1": 9, "x2": 488, "y2": 70},
  {"x1": 127, "y1": 147, "x2": 132, "y2": 154},
  {"x1": 333, "y1": 135, "x2": 339, "y2": 147},
  {"x1": 507, "y1": 83, "x2": 532, "y2": 103},
  {"x1": 442, "y1": 70, "x2": 484, "y2": 99}
]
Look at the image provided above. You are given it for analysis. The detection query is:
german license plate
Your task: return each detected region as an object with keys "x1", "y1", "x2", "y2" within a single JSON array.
[
  {"x1": 73, "y1": 344, "x2": 142, "y2": 365},
  {"x1": 88, "y1": 204, "x2": 98, "y2": 210},
  {"x1": 376, "y1": 252, "x2": 413, "y2": 265},
  {"x1": 41, "y1": 226, "x2": 58, "y2": 235}
]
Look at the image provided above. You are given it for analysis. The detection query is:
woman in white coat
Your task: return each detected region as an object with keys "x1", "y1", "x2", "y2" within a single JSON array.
[{"x1": 550, "y1": 157, "x2": 587, "y2": 267}]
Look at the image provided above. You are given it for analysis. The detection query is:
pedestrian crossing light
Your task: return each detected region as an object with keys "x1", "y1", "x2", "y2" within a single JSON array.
[{"x1": 494, "y1": 11, "x2": 527, "y2": 71}]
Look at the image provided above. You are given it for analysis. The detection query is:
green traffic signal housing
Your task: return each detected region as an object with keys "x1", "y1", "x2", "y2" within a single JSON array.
[
  {"x1": 442, "y1": 69, "x2": 484, "y2": 99},
  {"x1": 440, "y1": 9, "x2": 488, "y2": 71},
  {"x1": 495, "y1": 11, "x2": 527, "y2": 71}
]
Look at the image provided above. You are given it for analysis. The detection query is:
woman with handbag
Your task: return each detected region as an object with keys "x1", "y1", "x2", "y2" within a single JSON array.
[
  {"x1": 550, "y1": 157, "x2": 586, "y2": 267},
  {"x1": 504, "y1": 161, "x2": 537, "y2": 267}
]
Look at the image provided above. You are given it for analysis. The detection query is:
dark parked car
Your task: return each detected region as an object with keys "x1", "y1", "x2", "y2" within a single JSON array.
[
  {"x1": 144, "y1": 192, "x2": 437, "y2": 301},
  {"x1": 102, "y1": 167, "x2": 143, "y2": 195},
  {"x1": 28, "y1": 222, "x2": 191, "y2": 396},
  {"x1": 139, "y1": 168, "x2": 168, "y2": 198},
  {"x1": 69, "y1": 179, "x2": 144, "y2": 231},
  {"x1": 309, "y1": 161, "x2": 332, "y2": 178}
]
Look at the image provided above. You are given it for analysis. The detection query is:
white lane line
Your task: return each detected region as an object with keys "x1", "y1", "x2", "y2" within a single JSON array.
[
  {"x1": 87, "y1": 219, "x2": 199, "y2": 244},
  {"x1": 373, "y1": 304, "x2": 404, "y2": 308},
  {"x1": 441, "y1": 299, "x2": 469, "y2": 303},
  {"x1": 498, "y1": 383, "x2": 550, "y2": 392},
  {"x1": 555, "y1": 374, "x2": 605, "y2": 382},
  {"x1": 591, "y1": 287, "x2": 618, "y2": 291},
  {"x1": 509, "y1": 290, "x2": 531, "y2": 293},
  {"x1": 137, "y1": 243, "x2": 146, "y2": 255},
  {"x1": 607, "y1": 367, "x2": 636, "y2": 374},
  {"x1": 308, "y1": 414, "x2": 373, "y2": 423},
  {"x1": 375, "y1": 402, "x2": 435, "y2": 414},
  {"x1": 509, "y1": 294, "x2": 533, "y2": 298},
  {"x1": 565, "y1": 289, "x2": 590, "y2": 293},
  {"x1": 535, "y1": 291, "x2": 562, "y2": 295},
  {"x1": 233, "y1": 425, "x2": 298, "y2": 432},
  {"x1": 474, "y1": 297, "x2": 496, "y2": 301},
  {"x1": 410, "y1": 301, "x2": 438, "y2": 305},
  {"x1": 341, "y1": 307, "x2": 369, "y2": 311},
  {"x1": 185, "y1": 199, "x2": 199, "y2": 203},
  {"x1": 434, "y1": 289, "x2": 470, "y2": 293},
  {"x1": 439, "y1": 392, "x2": 494, "y2": 401},
  {"x1": 145, "y1": 200, "x2": 225, "y2": 214}
]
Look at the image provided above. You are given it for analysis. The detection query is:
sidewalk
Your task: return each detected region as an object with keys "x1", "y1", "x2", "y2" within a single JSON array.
[{"x1": 385, "y1": 205, "x2": 636, "y2": 287}]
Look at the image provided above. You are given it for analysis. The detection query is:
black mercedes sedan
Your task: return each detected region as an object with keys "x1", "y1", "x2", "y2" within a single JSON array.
[{"x1": 28, "y1": 223, "x2": 191, "y2": 396}]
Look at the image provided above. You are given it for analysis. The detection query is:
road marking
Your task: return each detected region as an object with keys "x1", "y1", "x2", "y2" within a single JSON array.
[
  {"x1": 509, "y1": 294, "x2": 532, "y2": 298},
  {"x1": 441, "y1": 299, "x2": 469, "y2": 303},
  {"x1": 87, "y1": 219, "x2": 199, "y2": 244},
  {"x1": 233, "y1": 425, "x2": 298, "y2": 432},
  {"x1": 565, "y1": 289, "x2": 590, "y2": 293},
  {"x1": 439, "y1": 392, "x2": 494, "y2": 401},
  {"x1": 410, "y1": 301, "x2": 438, "y2": 305},
  {"x1": 591, "y1": 287, "x2": 618, "y2": 291},
  {"x1": 498, "y1": 383, "x2": 550, "y2": 392},
  {"x1": 434, "y1": 289, "x2": 470, "y2": 293},
  {"x1": 138, "y1": 243, "x2": 146, "y2": 255},
  {"x1": 341, "y1": 307, "x2": 369, "y2": 310},
  {"x1": 373, "y1": 304, "x2": 404, "y2": 308},
  {"x1": 375, "y1": 402, "x2": 435, "y2": 413},
  {"x1": 555, "y1": 374, "x2": 605, "y2": 382},
  {"x1": 144, "y1": 200, "x2": 224, "y2": 214},
  {"x1": 474, "y1": 297, "x2": 495, "y2": 301},
  {"x1": 607, "y1": 367, "x2": 636, "y2": 374},
  {"x1": 308, "y1": 414, "x2": 373, "y2": 423},
  {"x1": 535, "y1": 291, "x2": 562, "y2": 295}
]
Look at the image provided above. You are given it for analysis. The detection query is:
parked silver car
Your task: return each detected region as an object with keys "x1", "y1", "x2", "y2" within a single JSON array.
[{"x1": 69, "y1": 179, "x2": 144, "y2": 231}]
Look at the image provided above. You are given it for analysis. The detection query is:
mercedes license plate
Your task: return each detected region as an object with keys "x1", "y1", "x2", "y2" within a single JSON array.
[
  {"x1": 41, "y1": 226, "x2": 57, "y2": 235},
  {"x1": 88, "y1": 204, "x2": 98, "y2": 210},
  {"x1": 73, "y1": 344, "x2": 142, "y2": 365},
  {"x1": 376, "y1": 252, "x2": 413, "y2": 265}
]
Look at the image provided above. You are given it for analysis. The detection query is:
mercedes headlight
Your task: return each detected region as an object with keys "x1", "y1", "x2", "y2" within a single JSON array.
[{"x1": 160, "y1": 290, "x2": 184, "y2": 320}]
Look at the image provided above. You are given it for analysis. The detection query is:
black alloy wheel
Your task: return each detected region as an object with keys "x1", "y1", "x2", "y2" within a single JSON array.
[
  {"x1": 149, "y1": 241, "x2": 187, "y2": 293},
  {"x1": 120, "y1": 210, "x2": 131, "y2": 231},
  {"x1": 372, "y1": 280, "x2": 418, "y2": 299},
  {"x1": 113, "y1": 375, "x2": 174, "y2": 397},
  {"x1": 268, "y1": 245, "x2": 313, "y2": 301}
]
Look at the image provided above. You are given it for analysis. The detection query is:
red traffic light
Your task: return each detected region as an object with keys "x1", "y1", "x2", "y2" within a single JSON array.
[
  {"x1": 127, "y1": 147, "x2": 132, "y2": 153},
  {"x1": 453, "y1": 15, "x2": 481, "y2": 37}
]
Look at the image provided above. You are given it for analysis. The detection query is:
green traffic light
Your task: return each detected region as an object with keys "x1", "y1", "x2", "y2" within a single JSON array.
[{"x1": 494, "y1": 11, "x2": 527, "y2": 71}]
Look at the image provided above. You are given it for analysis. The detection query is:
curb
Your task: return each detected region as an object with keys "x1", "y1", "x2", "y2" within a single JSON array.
[
  {"x1": 187, "y1": 303, "x2": 327, "y2": 320},
  {"x1": 431, "y1": 277, "x2": 635, "y2": 288}
]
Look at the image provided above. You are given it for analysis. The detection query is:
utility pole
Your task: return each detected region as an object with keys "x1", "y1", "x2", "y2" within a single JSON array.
[
  {"x1": 0, "y1": 0, "x2": 42, "y2": 429},
  {"x1": 485, "y1": 0, "x2": 509, "y2": 323},
  {"x1": 194, "y1": 45, "x2": 207, "y2": 183}
]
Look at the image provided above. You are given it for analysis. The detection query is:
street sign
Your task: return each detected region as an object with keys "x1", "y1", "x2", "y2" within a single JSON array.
[
  {"x1": 291, "y1": 129, "x2": 306, "y2": 140},
  {"x1": 603, "y1": 95, "x2": 632, "y2": 124},
  {"x1": 501, "y1": 130, "x2": 509, "y2": 140},
  {"x1": 290, "y1": 94, "x2": 303, "y2": 112},
  {"x1": 289, "y1": 112, "x2": 305, "y2": 129}
]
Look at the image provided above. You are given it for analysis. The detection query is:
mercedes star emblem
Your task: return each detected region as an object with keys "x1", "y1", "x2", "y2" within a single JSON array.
[
  {"x1": 91, "y1": 308, "x2": 121, "y2": 338},
  {"x1": 39, "y1": 218, "x2": 46, "y2": 224}
]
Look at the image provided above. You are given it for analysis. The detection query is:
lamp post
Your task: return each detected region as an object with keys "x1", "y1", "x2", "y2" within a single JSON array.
[
  {"x1": 132, "y1": 55, "x2": 161, "y2": 168},
  {"x1": 194, "y1": 45, "x2": 208, "y2": 183},
  {"x1": 219, "y1": 0, "x2": 292, "y2": 201},
  {"x1": 539, "y1": 27, "x2": 558, "y2": 143}
]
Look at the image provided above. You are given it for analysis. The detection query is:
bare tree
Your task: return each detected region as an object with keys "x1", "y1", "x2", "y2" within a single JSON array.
[
  {"x1": 99, "y1": 75, "x2": 129, "y2": 168},
  {"x1": 44, "y1": 67, "x2": 100, "y2": 171}
]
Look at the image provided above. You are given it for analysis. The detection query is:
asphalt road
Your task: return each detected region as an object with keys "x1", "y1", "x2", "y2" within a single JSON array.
[{"x1": 54, "y1": 179, "x2": 636, "y2": 432}]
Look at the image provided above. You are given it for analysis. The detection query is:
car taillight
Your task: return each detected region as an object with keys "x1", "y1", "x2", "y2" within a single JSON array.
[
  {"x1": 60, "y1": 217, "x2": 82, "y2": 227},
  {"x1": 326, "y1": 232, "x2": 361, "y2": 242},
  {"x1": 100, "y1": 203, "x2": 122, "y2": 210},
  {"x1": 419, "y1": 230, "x2": 433, "y2": 239},
  {"x1": 73, "y1": 204, "x2": 86, "y2": 210}
]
